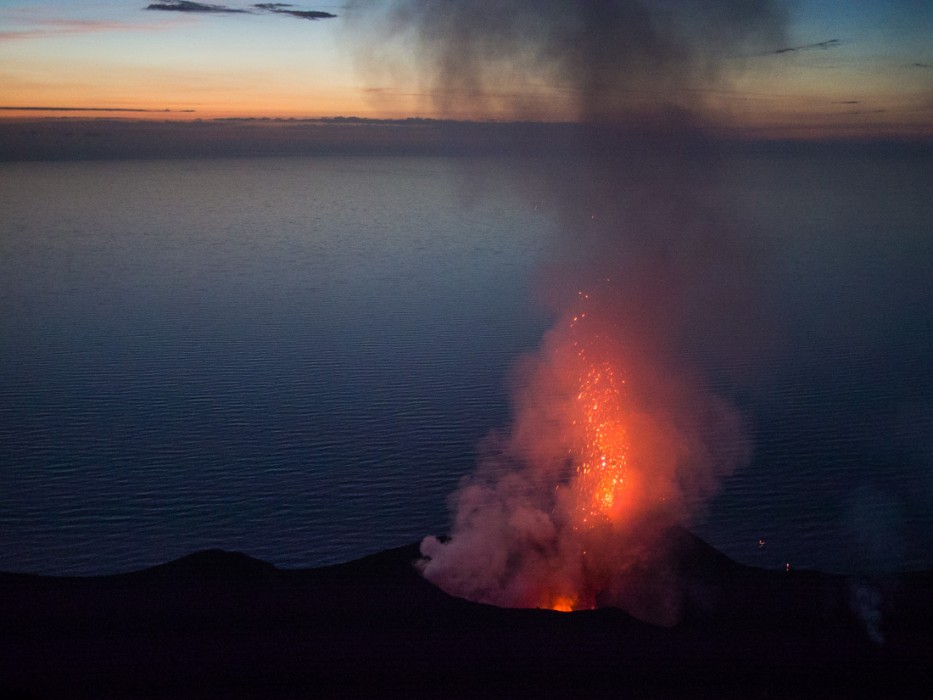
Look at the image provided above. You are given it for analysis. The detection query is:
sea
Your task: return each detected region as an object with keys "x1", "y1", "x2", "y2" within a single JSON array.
[{"x1": 1, "y1": 150, "x2": 931, "y2": 576}]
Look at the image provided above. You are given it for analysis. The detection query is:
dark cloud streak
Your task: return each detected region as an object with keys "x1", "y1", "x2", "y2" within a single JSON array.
[
  {"x1": 267, "y1": 9, "x2": 336, "y2": 20},
  {"x1": 144, "y1": 1, "x2": 336, "y2": 19},
  {"x1": 774, "y1": 38, "x2": 840, "y2": 54},
  {"x1": 0, "y1": 105, "x2": 195, "y2": 113},
  {"x1": 254, "y1": 3, "x2": 336, "y2": 19},
  {"x1": 146, "y1": 1, "x2": 248, "y2": 14}
]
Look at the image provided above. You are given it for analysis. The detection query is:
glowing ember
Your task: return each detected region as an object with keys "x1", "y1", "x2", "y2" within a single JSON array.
[
  {"x1": 536, "y1": 293, "x2": 633, "y2": 612},
  {"x1": 569, "y1": 294, "x2": 630, "y2": 526}
]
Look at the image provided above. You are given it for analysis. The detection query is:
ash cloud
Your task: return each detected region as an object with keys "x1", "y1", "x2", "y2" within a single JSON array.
[
  {"x1": 351, "y1": 0, "x2": 787, "y2": 123},
  {"x1": 351, "y1": 0, "x2": 789, "y2": 623}
]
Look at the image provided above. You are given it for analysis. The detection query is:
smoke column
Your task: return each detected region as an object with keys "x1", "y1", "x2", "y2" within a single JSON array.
[{"x1": 350, "y1": 0, "x2": 789, "y2": 623}]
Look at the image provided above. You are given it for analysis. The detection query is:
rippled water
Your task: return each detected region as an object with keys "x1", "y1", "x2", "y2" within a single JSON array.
[
  {"x1": 1, "y1": 152, "x2": 931, "y2": 575},
  {"x1": 694, "y1": 149, "x2": 933, "y2": 574}
]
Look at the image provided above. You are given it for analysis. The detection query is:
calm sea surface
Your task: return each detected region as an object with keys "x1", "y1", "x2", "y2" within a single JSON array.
[{"x1": 1, "y1": 153, "x2": 931, "y2": 575}]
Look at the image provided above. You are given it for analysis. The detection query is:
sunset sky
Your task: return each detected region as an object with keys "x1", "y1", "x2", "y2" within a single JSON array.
[{"x1": 1, "y1": 0, "x2": 932, "y2": 139}]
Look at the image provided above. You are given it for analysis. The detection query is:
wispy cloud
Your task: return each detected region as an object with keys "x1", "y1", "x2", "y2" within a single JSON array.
[
  {"x1": 0, "y1": 18, "x2": 180, "y2": 42},
  {"x1": 0, "y1": 106, "x2": 195, "y2": 113},
  {"x1": 145, "y1": 1, "x2": 248, "y2": 14},
  {"x1": 253, "y1": 3, "x2": 336, "y2": 20},
  {"x1": 144, "y1": 1, "x2": 336, "y2": 20},
  {"x1": 0, "y1": 2, "x2": 334, "y2": 43},
  {"x1": 774, "y1": 39, "x2": 840, "y2": 54}
]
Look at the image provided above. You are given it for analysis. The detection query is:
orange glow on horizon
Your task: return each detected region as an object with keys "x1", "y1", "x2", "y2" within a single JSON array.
[
  {"x1": 0, "y1": 93, "x2": 441, "y2": 123},
  {"x1": 547, "y1": 596, "x2": 578, "y2": 613}
]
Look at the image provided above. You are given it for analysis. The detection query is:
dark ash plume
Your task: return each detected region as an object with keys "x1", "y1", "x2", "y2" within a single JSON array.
[
  {"x1": 350, "y1": 0, "x2": 788, "y2": 123},
  {"x1": 351, "y1": 0, "x2": 790, "y2": 622}
]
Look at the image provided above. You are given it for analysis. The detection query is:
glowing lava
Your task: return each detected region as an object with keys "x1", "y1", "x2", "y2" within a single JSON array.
[
  {"x1": 569, "y1": 295, "x2": 630, "y2": 526},
  {"x1": 548, "y1": 595, "x2": 577, "y2": 613},
  {"x1": 538, "y1": 294, "x2": 633, "y2": 611}
]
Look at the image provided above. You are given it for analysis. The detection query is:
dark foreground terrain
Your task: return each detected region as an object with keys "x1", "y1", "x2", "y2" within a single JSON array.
[{"x1": 1, "y1": 527, "x2": 930, "y2": 699}]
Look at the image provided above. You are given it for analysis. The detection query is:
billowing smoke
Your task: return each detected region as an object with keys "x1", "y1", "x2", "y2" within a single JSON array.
[
  {"x1": 350, "y1": 0, "x2": 788, "y2": 124},
  {"x1": 350, "y1": 0, "x2": 789, "y2": 623}
]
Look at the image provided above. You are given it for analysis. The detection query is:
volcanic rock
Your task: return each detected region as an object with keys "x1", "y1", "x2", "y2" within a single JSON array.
[{"x1": 1, "y1": 529, "x2": 930, "y2": 698}]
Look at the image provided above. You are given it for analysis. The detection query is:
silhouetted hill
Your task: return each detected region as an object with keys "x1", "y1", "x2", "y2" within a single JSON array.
[{"x1": 1, "y1": 527, "x2": 930, "y2": 698}]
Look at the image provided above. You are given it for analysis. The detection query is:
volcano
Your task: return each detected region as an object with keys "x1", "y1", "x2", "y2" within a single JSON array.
[{"x1": 2, "y1": 529, "x2": 930, "y2": 698}]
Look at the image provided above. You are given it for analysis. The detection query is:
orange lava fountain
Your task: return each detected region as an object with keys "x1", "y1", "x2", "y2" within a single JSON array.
[
  {"x1": 421, "y1": 281, "x2": 746, "y2": 616},
  {"x1": 571, "y1": 319, "x2": 629, "y2": 525},
  {"x1": 540, "y1": 293, "x2": 633, "y2": 611}
]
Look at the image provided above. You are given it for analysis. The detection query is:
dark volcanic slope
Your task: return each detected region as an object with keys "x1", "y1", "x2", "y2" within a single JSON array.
[{"x1": 1, "y1": 527, "x2": 930, "y2": 699}]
